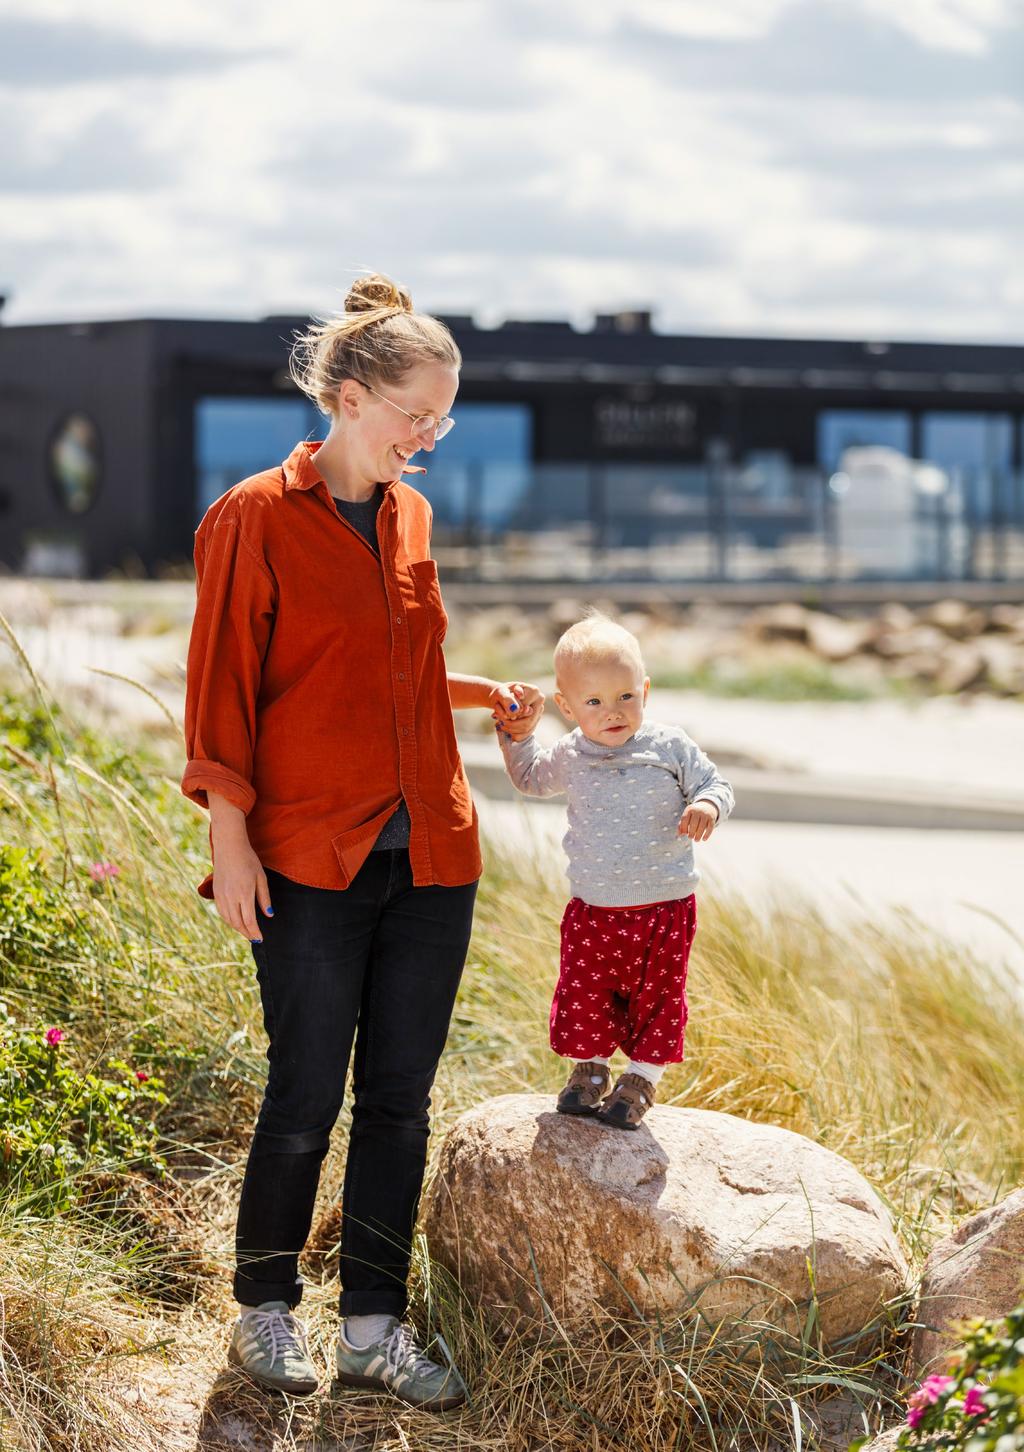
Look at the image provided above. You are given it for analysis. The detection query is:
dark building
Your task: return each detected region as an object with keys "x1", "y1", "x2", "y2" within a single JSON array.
[{"x1": 0, "y1": 309, "x2": 1022, "y2": 579}]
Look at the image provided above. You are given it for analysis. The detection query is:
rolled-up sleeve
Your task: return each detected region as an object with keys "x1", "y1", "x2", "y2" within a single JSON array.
[{"x1": 181, "y1": 509, "x2": 276, "y2": 814}]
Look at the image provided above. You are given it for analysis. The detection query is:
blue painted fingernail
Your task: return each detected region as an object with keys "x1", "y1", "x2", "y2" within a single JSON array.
[
  {"x1": 265, "y1": 907, "x2": 274, "y2": 916},
  {"x1": 510, "y1": 702, "x2": 519, "y2": 711},
  {"x1": 251, "y1": 937, "x2": 262, "y2": 944}
]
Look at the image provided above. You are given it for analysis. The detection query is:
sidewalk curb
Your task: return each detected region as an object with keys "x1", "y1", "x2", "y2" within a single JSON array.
[{"x1": 459, "y1": 740, "x2": 1024, "y2": 832}]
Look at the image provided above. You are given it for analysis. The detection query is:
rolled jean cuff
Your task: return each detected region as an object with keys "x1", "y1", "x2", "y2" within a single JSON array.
[
  {"x1": 339, "y1": 1287, "x2": 408, "y2": 1319},
  {"x1": 234, "y1": 1268, "x2": 305, "y2": 1310}
]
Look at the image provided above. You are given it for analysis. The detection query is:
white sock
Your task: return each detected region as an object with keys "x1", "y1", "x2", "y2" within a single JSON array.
[
  {"x1": 585, "y1": 1056, "x2": 611, "y2": 1066},
  {"x1": 345, "y1": 1312, "x2": 395, "y2": 1348},
  {"x1": 627, "y1": 1060, "x2": 665, "y2": 1086}
]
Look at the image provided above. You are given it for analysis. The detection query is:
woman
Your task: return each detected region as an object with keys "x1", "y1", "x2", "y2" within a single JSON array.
[{"x1": 181, "y1": 274, "x2": 542, "y2": 1411}]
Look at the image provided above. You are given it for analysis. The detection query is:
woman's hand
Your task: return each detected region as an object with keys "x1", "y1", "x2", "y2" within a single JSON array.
[
  {"x1": 491, "y1": 681, "x2": 545, "y2": 739},
  {"x1": 209, "y1": 792, "x2": 273, "y2": 942}
]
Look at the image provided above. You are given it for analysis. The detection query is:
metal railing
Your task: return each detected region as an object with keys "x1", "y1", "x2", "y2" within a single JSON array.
[{"x1": 426, "y1": 460, "x2": 1024, "y2": 583}]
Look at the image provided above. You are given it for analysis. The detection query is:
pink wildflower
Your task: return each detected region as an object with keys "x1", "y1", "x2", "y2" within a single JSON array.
[
  {"x1": 88, "y1": 860, "x2": 121, "y2": 882},
  {"x1": 135, "y1": 1070, "x2": 149, "y2": 1083},
  {"x1": 906, "y1": 1373, "x2": 955, "y2": 1427},
  {"x1": 963, "y1": 1385, "x2": 987, "y2": 1417},
  {"x1": 44, "y1": 1027, "x2": 65, "y2": 1047}
]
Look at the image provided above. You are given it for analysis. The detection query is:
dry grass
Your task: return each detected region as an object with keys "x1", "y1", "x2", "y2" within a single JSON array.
[{"x1": 1, "y1": 613, "x2": 1021, "y2": 1450}]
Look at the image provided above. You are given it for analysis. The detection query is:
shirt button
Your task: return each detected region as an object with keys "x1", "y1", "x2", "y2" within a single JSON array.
[
  {"x1": 395, "y1": 615, "x2": 402, "y2": 624},
  {"x1": 398, "y1": 672, "x2": 405, "y2": 680}
]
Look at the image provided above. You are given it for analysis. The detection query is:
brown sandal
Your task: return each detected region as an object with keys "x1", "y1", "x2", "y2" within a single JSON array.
[
  {"x1": 595, "y1": 1072, "x2": 656, "y2": 1130},
  {"x1": 556, "y1": 1060, "x2": 612, "y2": 1116}
]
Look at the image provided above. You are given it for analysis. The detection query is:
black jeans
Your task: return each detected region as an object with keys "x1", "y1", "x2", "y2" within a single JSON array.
[{"x1": 234, "y1": 848, "x2": 478, "y2": 1317}]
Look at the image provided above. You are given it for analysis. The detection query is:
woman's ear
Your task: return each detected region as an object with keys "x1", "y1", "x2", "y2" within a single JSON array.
[{"x1": 337, "y1": 378, "x2": 361, "y2": 420}]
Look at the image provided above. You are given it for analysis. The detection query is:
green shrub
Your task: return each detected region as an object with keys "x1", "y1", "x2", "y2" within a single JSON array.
[
  {"x1": 0, "y1": 845, "x2": 93, "y2": 1007},
  {"x1": 861, "y1": 1304, "x2": 1024, "y2": 1450},
  {"x1": 0, "y1": 1003, "x2": 168, "y2": 1212}
]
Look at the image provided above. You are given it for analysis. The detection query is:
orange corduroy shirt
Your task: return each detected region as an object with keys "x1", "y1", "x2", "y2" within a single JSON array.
[{"x1": 181, "y1": 440, "x2": 483, "y2": 900}]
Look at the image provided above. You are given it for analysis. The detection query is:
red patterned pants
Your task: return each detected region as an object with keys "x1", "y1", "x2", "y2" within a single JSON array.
[{"x1": 550, "y1": 895, "x2": 698, "y2": 1064}]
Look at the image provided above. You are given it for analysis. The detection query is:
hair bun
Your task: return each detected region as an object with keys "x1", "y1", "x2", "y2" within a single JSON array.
[{"x1": 345, "y1": 273, "x2": 413, "y2": 315}]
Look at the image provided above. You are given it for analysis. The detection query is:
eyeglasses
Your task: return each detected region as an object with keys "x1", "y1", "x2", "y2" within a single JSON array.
[{"x1": 361, "y1": 383, "x2": 455, "y2": 442}]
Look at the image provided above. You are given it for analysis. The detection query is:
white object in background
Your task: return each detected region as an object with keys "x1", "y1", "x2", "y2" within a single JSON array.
[{"x1": 832, "y1": 446, "x2": 965, "y2": 576}]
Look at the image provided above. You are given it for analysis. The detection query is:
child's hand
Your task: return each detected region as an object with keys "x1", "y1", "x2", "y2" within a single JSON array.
[
  {"x1": 678, "y1": 801, "x2": 718, "y2": 842},
  {"x1": 491, "y1": 681, "x2": 545, "y2": 739}
]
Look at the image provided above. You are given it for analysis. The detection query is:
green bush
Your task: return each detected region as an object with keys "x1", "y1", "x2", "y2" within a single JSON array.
[
  {"x1": 858, "y1": 1304, "x2": 1024, "y2": 1450},
  {"x1": 0, "y1": 1003, "x2": 168, "y2": 1212},
  {"x1": 0, "y1": 684, "x2": 158, "y2": 793},
  {"x1": 0, "y1": 845, "x2": 92, "y2": 1006}
]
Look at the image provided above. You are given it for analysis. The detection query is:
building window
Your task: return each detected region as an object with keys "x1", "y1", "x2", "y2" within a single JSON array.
[
  {"x1": 817, "y1": 409, "x2": 912, "y2": 471},
  {"x1": 420, "y1": 402, "x2": 533, "y2": 528},
  {"x1": 921, "y1": 412, "x2": 1013, "y2": 469},
  {"x1": 194, "y1": 397, "x2": 320, "y2": 518},
  {"x1": 49, "y1": 413, "x2": 101, "y2": 514}
]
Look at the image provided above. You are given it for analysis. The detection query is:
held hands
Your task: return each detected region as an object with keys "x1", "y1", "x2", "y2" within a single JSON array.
[
  {"x1": 678, "y1": 801, "x2": 719, "y2": 842},
  {"x1": 491, "y1": 681, "x2": 545, "y2": 741}
]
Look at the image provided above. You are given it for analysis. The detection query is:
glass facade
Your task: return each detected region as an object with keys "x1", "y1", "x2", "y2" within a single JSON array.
[
  {"x1": 417, "y1": 402, "x2": 533, "y2": 528},
  {"x1": 817, "y1": 410, "x2": 912, "y2": 471},
  {"x1": 921, "y1": 412, "x2": 1014, "y2": 470},
  {"x1": 194, "y1": 397, "x2": 320, "y2": 519},
  {"x1": 194, "y1": 397, "x2": 534, "y2": 531}
]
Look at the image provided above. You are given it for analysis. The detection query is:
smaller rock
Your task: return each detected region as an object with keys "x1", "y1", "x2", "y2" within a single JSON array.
[
  {"x1": 912, "y1": 1185, "x2": 1024, "y2": 1376},
  {"x1": 988, "y1": 604, "x2": 1024, "y2": 635},
  {"x1": 744, "y1": 602, "x2": 814, "y2": 643},
  {"x1": 935, "y1": 643, "x2": 987, "y2": 694},
  {"x1": 886, "y1": 651, "x2": 944, "y2": 683},
  {"x1": 806, "y1": 615, "x2": 875, "y2": 663},
  {"x1": 856, "y1": 1429, "x2": 904, "y2": 1452},
  {"x1": 976, "y1": 637, "x2": 1024, "y2": 695},
  {"x1": 922, "y1": 599, "x2": 987, "y2": 640},
  {"x1": 877, "y1": 602, "x2": 918, "y2": 634},
  {"x1": 870, "y1": 624, "x2": 948, "y2": 660},
  {"x1": 545, "y1": 597, "x2": 587, "y2": 637}
]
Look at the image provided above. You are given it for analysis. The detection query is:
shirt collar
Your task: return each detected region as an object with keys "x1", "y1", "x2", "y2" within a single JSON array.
[{"x1": 282, "y1": 439, "x2": 426, "y2": 494}]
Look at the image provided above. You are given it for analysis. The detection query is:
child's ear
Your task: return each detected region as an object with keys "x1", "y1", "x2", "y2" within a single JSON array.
[
  {"x1": 643, "y1": 676, "x2": 651, "y2": 703},
  {"x1": 553, "y1": 690, "x2": 575, "y2": 723}
]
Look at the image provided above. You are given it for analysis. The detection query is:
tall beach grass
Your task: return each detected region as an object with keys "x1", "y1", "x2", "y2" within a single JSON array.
[{"x1": 0, "y1": 611, "x2": 1021, "y2": 1450}]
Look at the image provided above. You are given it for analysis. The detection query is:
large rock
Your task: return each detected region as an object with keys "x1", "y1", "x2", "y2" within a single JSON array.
[
  {"x1": 912, "y1": 1187, "x2": 1024, "y2": 1375},
  {"x1": 422, "y1": 1095, "x2": 908, "y2": 1352}
]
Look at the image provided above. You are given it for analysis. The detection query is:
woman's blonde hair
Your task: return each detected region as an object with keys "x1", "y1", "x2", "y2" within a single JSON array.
[
  {"x1": 554, "y1": 610, "x2": 646, "y2": 683},
  {"x1": 288, "y1": 272, "x2": 462, "y2": 417}
]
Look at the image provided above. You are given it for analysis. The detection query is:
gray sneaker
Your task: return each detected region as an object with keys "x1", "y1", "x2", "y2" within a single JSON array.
[
  {"x1": 335, "y1": 1316, "x2": 467, "y2": 1412},
  {"x1": 228, "y1": 1300, "x2": 319, "y2": 1396}
]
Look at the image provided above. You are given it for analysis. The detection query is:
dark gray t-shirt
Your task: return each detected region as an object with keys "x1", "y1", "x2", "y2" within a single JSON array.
[{"x1": 333, "y1": 489, "x2": 412, "y2": 853}]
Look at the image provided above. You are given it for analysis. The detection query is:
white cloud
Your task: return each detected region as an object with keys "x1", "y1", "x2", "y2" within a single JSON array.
[{"x1": 0, "y1": 0, "x2": 1021, "y2": 342}]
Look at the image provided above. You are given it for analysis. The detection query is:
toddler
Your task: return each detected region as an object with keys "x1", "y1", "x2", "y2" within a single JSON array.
[{"x1": 495, "y1": 613, "x2": 734, "y2": 1129}]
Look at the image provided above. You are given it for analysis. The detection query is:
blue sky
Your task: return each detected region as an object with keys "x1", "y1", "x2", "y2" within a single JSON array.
[{"x1": 1, "y1": 0, "x2": 1022, "y2": 340}]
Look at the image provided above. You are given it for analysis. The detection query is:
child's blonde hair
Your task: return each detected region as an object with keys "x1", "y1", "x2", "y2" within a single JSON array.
[{"x1": 553, "y1": 611, "x2": 645, "y2": 685}]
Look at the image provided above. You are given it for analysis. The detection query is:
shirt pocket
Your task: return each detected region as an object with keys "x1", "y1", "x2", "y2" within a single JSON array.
[{"x1": 408, "y1": 558, "x2": 449, "y2": 645}]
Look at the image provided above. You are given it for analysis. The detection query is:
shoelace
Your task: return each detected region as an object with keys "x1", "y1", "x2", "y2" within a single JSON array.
[
  {"x1": 242, "y1": 1307, "x2": 310, "y2": 1364},
  {"x1": 381, "y1": 1321, "x2": 444, "y2": 1380}
]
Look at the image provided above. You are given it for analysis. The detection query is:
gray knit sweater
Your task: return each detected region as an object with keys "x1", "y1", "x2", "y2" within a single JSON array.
[{"x1": 497, "y1": 720, "x2": 735, "y2": 907}]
